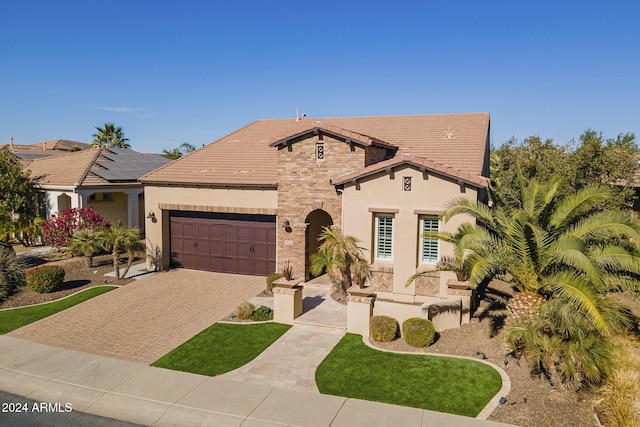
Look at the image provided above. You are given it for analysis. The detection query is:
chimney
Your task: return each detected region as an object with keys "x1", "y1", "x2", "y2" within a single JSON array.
[
  {"x1": 9, "y1": 137, "x2": 13, "y2": 151},
  {"x1": 43, "y1": 140, "x2": 47, "y2": 150}
]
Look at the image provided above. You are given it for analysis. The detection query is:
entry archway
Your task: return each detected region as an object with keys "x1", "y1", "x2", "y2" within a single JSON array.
[{"x1": 304, "y1": 209, "x2": 333, "y2": 280}]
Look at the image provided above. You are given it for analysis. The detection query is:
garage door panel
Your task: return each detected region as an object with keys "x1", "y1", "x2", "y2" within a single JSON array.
[{"x1": 170, "y1": 211, "x2": 275, "y2": 276}]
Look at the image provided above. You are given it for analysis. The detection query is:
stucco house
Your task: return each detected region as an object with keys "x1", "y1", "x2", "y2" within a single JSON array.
[
  {"x1": 140, "y1": 113, "x2": 490, "y2": 303},
  {"x1": 26, "y1": 147, "x2": 170, "y2": 231}
]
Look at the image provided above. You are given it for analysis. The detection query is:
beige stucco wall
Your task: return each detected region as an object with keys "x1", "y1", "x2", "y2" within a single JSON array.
[
  {"x1": 143, "y1": 185, "x2": 278, "y2": 270},
  {"x1": 341, "y1": 164, "x2": 480, "y2": 296},
  {"x1": 89, "y1": 192, "x2": 129, "y2": 226}
]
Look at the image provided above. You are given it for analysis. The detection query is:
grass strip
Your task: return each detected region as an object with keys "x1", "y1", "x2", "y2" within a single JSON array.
[
  {"x1": 152, "y1": 322, "x2": 291, "y2": 376},
  {"x1": 0, "y1": 286, "x2": 117, "y2": 334},
  {"x1": 316, "y1": 333, "x2": 502, "y2": 417}
]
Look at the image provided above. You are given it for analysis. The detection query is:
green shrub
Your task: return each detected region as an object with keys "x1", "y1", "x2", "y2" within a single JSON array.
[
  {"x1": 0, "y1": 246, "x2": 26, "y2": 302},
  {"x1": 250, "y1": 305, "x2": 274, "y2": 321},
  {"x1": 402, "y1": 317, "x2": 435, "y2": 348},
  {"x1": 266, "y1": 272, "x2": 284, "y2": 293},
  {"x1": 234, "y1": 302, "x2": 255, "y2": 320},
  {"x1": 370, "y1": 315, "x2": 399, "y2": 342},
  {"x1": 26, "y1": 265, "x2": 66, "y2": 293}
]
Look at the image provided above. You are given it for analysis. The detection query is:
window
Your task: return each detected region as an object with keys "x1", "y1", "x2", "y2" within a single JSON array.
[
  {"x1": 316, "y1": 143, "x2": 325, "y2": 160},
  {"x1": 375, "y1": 214, "x2": 393, "y2": 260},
  {"x1": 420, "y1": 217, "x2": 439, "y2": 263},
  {"x1": 88, "y1": 193, "x2": 111, "y2": 202}
]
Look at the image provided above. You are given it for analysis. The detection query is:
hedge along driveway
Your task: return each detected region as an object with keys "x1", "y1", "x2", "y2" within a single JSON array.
[
  {"x1": 8, "y1": 270, "x2": 266, "y2": 364},
  {"x1": 316, "y1": 334, "x2": 503, "y2": 417}
]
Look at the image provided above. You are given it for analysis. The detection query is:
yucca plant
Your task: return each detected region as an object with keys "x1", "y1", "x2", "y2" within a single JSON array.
[{"x1": 0, "y1": 246, "x2": 26, "y2": 302}]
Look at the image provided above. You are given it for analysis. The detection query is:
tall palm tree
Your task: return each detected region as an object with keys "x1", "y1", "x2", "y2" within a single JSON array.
[
  {"x1": 435, "y1": 178, "x2": 640, "y2": 386},
  {"x1": 309, "y1": 227, "x2": 369, "y2": 297},
  {"x1": 99, "y1": 222, "x2": 144, "y2": 279},
  {"x1": 92, "y1": 123, "x2": 130, "y2": 148}
]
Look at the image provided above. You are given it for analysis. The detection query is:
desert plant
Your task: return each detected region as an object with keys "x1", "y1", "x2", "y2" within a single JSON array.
[
  {"x1": 99, "y1": 222, "x2": 144, "y2": 279},
  {"x1": 282, "y1": 260, "x2": 294, "y2": 281},
  {"x1": 0, "y1": 246, "x2": 26, "y2": 301},
  {"x1": 402, "y1": 318, "x2": 435, "y2": 348},
  {"x1": 309, "y1": 227, "x2": 369, "y2": 298},
  {"x1": 598, "y1": 334, "x2": 640, "y2": 426},
  {"x1": 26, "y1": 265, "x2": 65, "y2": 293},
  {"x1": 250, "y1": 305, "x2": 274, "y2": 321},
  {"x1": 234, "y1": 302, "x2": 255, "y2": 320},
  {"x1": 266, "y1": 272, "x2": 283, "y2": 293},
  {"x1": 12, "y1": 216, "x2": 45, "y2": 247},
  {"x1": 370, "y1": 315, "x2": 399, "y2": 342},
  {"x1": 67, "y1": 229, "x2": 102, "y2": 268}
]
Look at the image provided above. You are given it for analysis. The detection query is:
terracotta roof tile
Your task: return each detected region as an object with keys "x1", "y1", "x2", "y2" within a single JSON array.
[{"x1": 140, "y1": 113, "x2": 490, "y2": 186}]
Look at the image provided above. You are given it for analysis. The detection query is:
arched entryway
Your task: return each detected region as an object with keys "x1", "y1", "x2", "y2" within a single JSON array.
[{"x1": 304, "y1": 209, "x2": 333, "y2": 280}]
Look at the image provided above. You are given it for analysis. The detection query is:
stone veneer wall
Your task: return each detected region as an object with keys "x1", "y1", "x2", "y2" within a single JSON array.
[
  {"x1": 415, "y1": 273, "x2": 440, "y2": 296},
  {"x1": 276, "y1": 133, "x2": 367, "y2": 279},
  {"x1": 364, "y1": 146, "x2": 388, "y2": 166}
]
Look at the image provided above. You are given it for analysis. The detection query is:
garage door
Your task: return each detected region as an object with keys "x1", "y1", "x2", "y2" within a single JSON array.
[{"x1": 170, "y1": 211, "x2": 276, "y2": 276}]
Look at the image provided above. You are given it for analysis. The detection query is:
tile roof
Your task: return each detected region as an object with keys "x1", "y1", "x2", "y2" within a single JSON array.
[
  {"x1": 332, "y1": 154, "x2": 488, "y2": 188},
  {"x1": 140, "y1": 113, "x2": 490, "y2": 186},
  {"x1": 27, "y1": 147, "x2": 170, "y2": 187}
]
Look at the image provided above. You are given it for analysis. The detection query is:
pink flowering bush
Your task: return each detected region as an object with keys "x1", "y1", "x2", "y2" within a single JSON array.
[{"x1": 43, "y1": 207, "x2": 110, "y2": 247}]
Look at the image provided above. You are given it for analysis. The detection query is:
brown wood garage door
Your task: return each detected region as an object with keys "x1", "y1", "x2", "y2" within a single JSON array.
[{"x1": 170, "y1": 211, "x2": 276, "y2": 276}]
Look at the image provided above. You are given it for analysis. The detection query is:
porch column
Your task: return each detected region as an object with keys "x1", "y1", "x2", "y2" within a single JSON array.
[{"x1": 126, "y1": 189, "x2": 144, "y2": 229}]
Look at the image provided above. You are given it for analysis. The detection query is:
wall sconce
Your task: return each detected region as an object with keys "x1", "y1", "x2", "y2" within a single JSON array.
[
  {"x1": 282, "y1": 219, "x2": 290, "y2": 229},
  {"x1": 146, "y1": 211, "x2": 157, "y2": 222}
]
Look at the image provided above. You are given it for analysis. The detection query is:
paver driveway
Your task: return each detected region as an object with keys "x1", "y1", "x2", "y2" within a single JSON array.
[{"x1": 8, "y1": 269, "x2": 265, "y2": 364}]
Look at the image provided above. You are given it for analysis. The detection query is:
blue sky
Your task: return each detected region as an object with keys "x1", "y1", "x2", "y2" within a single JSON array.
[{"x1": 1, "y1": 1, "x2": 639, "y2": 153}]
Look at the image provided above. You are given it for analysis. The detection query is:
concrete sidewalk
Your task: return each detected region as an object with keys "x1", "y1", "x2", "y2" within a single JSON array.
[{"x1": 0, "y1": 335, "x2": 513, "y2": 427}]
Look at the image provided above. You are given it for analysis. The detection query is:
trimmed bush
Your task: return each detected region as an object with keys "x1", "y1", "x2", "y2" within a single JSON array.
[
  {"x1": 250, "y1": 305, "x2": 274, "y2": 321},
  {"x1": 234, "y1": 302, "x2": 255, "y2": 320},
  {"x1": 370, "y1": 315, "x2": 399, "y2": 342},
  {"x1": 266, "y1": 272, "x2": 284, "y2": 293},
  {"x1": 402, "y1": 317, "x2": 435, "y2": 348},
  {"x1": 26, "y1": 265, "x2": 66, "y2": 293}
]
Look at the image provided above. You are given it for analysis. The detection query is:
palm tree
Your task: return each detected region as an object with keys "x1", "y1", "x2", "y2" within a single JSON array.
[
  {"x1": 99, "y1": 222, "x2": 144, "y2": 279},
  {"x1": 434, "y1": 178, "x2": 640, "y2": 386},
  {"x1": 92, "y1": 123, "x2": 130, "y2": 148},
  {"x1": 309, "y1": 227, "x2": 369, "y2": 297},
  {"x1": 67, "y1": 230, "x2": 101, "y2": 268}
]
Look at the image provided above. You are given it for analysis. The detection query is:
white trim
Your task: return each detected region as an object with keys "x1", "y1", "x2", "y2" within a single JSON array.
[{"x1": 374, "y1": 214, "x2": 394, "y2": 261}]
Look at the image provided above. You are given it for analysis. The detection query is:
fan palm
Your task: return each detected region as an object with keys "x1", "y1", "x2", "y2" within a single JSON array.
[
  {"x1": 92, "y1": 123, "x2": 130, "y2": 148},
  {"x1": 99, "y1": 222, "x2": 144, "y2": 279},
  {"x1": 67, "y1": 230, "x2": 101, "y2": 268},
  {"x1": 435, "y1": 178, "x2": 640, "y2": 385}
]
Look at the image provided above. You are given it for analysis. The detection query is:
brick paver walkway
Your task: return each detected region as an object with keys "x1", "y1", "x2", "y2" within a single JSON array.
[
  {"x1": 8, "y1": 269, "x2": 265, "y2": 364},
  {"x1": 218, "y1": 326, "x2": 345, "y2": 393}
]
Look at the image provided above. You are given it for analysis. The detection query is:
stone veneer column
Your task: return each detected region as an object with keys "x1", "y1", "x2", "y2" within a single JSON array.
[{"x1": 276, "y1": 133, "x2": 367, "y2": 278}]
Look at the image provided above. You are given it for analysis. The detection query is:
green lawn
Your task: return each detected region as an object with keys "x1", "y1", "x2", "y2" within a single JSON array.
[
  {"x1": 152, "y1": 322, "x2": 291, "y2": 376},
  {"x1": 316, "y1": 334, "x2": 502, "y2": 417},
  {"x1": 0, "y1": 286, "x2": 117, "y2": 334}
]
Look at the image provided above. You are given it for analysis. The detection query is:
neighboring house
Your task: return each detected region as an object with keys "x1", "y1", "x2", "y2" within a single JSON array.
[
  {"x1": 0, "y1": 139, "x2": 92, "y2": 166},
  {"x1": 140, "y1": 113, "x2": 490, "y2": 301},
  {"x1": 26, "y1": 147, "x2": 170, "y2": 232}
]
